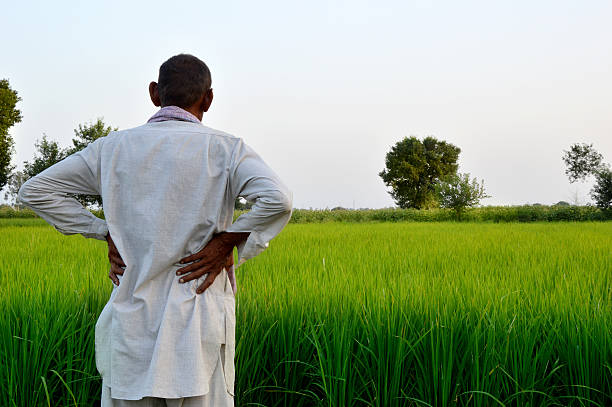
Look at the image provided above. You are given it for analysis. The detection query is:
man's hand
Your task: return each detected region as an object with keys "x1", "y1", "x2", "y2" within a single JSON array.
[
  {"x1": 177, "y1": 232, "x2": 249, "y2": 294},
  {"x1": 106, "y1": 233, "x2": 126, "y2": 286}
]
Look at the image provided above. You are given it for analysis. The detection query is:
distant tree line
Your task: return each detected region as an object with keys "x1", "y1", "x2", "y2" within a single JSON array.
[
  {"x1": 3, "y1": 204, "x2": 610, "y2": 223},
  {"x1": 2, "y1": 78, "x2": 611, "y2": 213},
  {"x1": 380, "y1": 136, "x2": 612, "y2": 214}
]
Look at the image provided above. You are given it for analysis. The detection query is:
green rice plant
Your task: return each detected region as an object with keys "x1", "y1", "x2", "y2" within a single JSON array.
[{"x1": 0, "y1": 220, "x2": 610, "y2": 406}]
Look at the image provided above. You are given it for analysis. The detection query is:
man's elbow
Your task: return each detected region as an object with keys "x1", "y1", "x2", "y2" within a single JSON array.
[
  {"x1": 17, "y1": 179, "x2": 34, "y2": 206},
  {"x1": 17, "y1": 177, "x2": 47, "y2": 208},
  {"x1": 280, "y1": 189, "x2": 293, "y2": 214},
  {"x1": 263, "y1": 189, "x2": 293, "y2": 214}
]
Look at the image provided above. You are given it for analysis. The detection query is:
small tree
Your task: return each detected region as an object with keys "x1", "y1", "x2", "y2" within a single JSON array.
[
  {"x1": 23, "y1": 135, "x2": 69, "y2": 178},
  {"x1": 562, "y1": 143, "x2": 603, "y2": 183},
  {"x1": 435, "y1": 173, "x2": 489, "y2": 219},
  {"x1": 591, "y1": 167, "x2": 612, "y2": 210},
  {"x1": 67, "y1": 119, "x2": 117, "y2": 207},
  {"x1": 562, "y1": 143, "x2": 611, "y2": 209},
  {"x1": 66, "y1": 118, "x2": 116, "y2": 156}
]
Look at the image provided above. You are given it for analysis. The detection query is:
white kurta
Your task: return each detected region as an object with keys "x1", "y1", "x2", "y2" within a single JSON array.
[{"x1": 18, "y1": 119, "x2": 292, "y2": 400}]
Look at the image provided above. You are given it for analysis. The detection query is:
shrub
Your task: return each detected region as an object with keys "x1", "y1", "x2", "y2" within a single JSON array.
[{"x1": 3, "y1": 205, "x2": 611, "y2": 222}]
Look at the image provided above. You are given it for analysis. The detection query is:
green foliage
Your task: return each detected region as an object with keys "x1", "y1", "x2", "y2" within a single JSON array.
[
  {"x1": 283, "y1": 205, "x2": 612, "y2": 223},
  {"x1": 591, "y1": 167, "x2": 612, "y2": 209},
  {"x1": 66, "y1": 119, "x2": 117, "y2": 208},
  {"x1": 0, "y1": 79, "x2": 23, "y2": 190},
  {"x1": 1, "y1": 221, "x2": 610, "y2": 406},
  {"x1": 435, "y1": 173, "x2": 489, "y2": 218},
  {"x1": 0, "y1": 204, "x2": 37, "y2": 218},
  {"x1": 234, "y1": 197, "x2": 253, "y2": 210},
  {"x1": 4, "y1": 205, "x2": 612, "y2": 223},
  {"x1": 562, "y1": 143, "x2": 612, "y2": 210},
  {"x1": 23, "y1": 135, "x2": 69, "y2": 178},
  {"x1": 562, "y1": 143, "x2": 604, "y2": 183},
  {"x1": 379, "y1": 136, "x2": 460, "y2": 209},
  {"x1": 66, "y1": 118, "x2": 115, "y2": 156}
]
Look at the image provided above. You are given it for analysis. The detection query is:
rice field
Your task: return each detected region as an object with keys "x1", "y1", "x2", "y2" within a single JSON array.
[{"x1": 0, "y1": 219, "x2": 610, "y2": 406}]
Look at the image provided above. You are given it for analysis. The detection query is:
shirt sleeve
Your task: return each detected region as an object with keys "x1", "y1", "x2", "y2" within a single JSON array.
[
  {"x1": 18, "y1": 137, "x2": 109, "y2": 241},
  {"x1": 225, "y1": 138, "x2": 293, "y2": 264}
]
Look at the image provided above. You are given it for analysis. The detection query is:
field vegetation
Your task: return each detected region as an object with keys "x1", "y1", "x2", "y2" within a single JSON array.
[
  {"x1": 0, "y1": 219, "x2": 610, "y2": 406},
  {"x1": 2, "y1": 204, "x2": 612, "y2": 223}
]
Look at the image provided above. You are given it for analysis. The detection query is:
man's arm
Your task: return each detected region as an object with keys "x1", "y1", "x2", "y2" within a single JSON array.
[
  {"x1": 175, "y1": 138, "x2": 292, "y2": 293},
  {"x1": 225, "y1": 138, "x2": 293, "y2": 263},
  {"x1": 18, "y1": 138, "x2": 108, "y2": 240}
]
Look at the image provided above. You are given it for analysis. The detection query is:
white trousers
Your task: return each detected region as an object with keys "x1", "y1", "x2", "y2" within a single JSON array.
[{"x1": 101, "y1": 345, "x2": 234, "y2": 407}]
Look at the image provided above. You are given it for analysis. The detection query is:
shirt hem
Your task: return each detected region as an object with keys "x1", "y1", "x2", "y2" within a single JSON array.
[{"x1": 109, "y1": 387, "x2": 214, "y2": 401}]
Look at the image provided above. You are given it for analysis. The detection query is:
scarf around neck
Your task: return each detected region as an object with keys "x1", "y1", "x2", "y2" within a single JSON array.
[{"x1": 147, "y1": 106, "x2": 201, "y2": 124}]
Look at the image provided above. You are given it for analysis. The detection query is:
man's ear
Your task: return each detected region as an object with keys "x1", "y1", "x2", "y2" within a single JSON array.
[
  {"x1": 202, "y1": 88, "x2": 214, "y2": 112},
  {"x1": 149, "y1": 82, "x2": 161, "y2": 107}
]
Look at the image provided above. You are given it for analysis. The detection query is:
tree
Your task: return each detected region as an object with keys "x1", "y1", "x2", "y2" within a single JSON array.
[
  {"x1": 2, "y1": 170, "x2": 28, "y2": 207},
  {"x1": 66, "y1": 118, "x2": 116, "y2": 156},
  {"x1": 67, "y1": 118, "x2": 117, "y2": 207},
  {"x1": 23, "y1": 118, "x2": 116, "y2": 208},
  {"x1": 435, "y1": 173, "x2": 489, "y2": 219},
  {"x1": 0, "y1": 79, "x2": 23, "y2": 190},
  {"x1": 23, "y1": 135, "x2": 69, "y2": 178},
  {"x1": 591, "y1": 167, "x2": 612, "y2": 210},
  {"x1": 562, "y1": 143, "x2": 611, "y2": 209},
  {"x1": 379, "y1": 136, "x2": 460, "y2": 209},
  {"x1": 562, "y1": 143, "x2": 603, "y2": 183}
]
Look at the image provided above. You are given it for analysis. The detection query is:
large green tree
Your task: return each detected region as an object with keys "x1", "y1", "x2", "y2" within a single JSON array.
[
  {"x1": 379, "y1": 136, "x2": 461, "y2": 209},
  {"x1": 0, "y1": 79, "x2": 23, "y2": 190},
  {"x1": 23, "y1": 118, "x2": 116, "y2": 208}
]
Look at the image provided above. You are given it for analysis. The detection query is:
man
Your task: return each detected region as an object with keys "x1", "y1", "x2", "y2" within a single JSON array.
[{"x1": 18, "y1": 54, "x2": 292, "y2": 406}]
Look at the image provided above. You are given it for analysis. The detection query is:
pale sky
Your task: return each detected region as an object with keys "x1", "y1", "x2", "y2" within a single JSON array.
[{"x1": 2, "y1": 0, "x2": 611, "y2": 209}]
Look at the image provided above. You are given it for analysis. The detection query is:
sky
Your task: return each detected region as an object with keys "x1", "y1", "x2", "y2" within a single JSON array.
[{"x1": 1, "y1": 0, "x2": 611, "y2": 209}]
